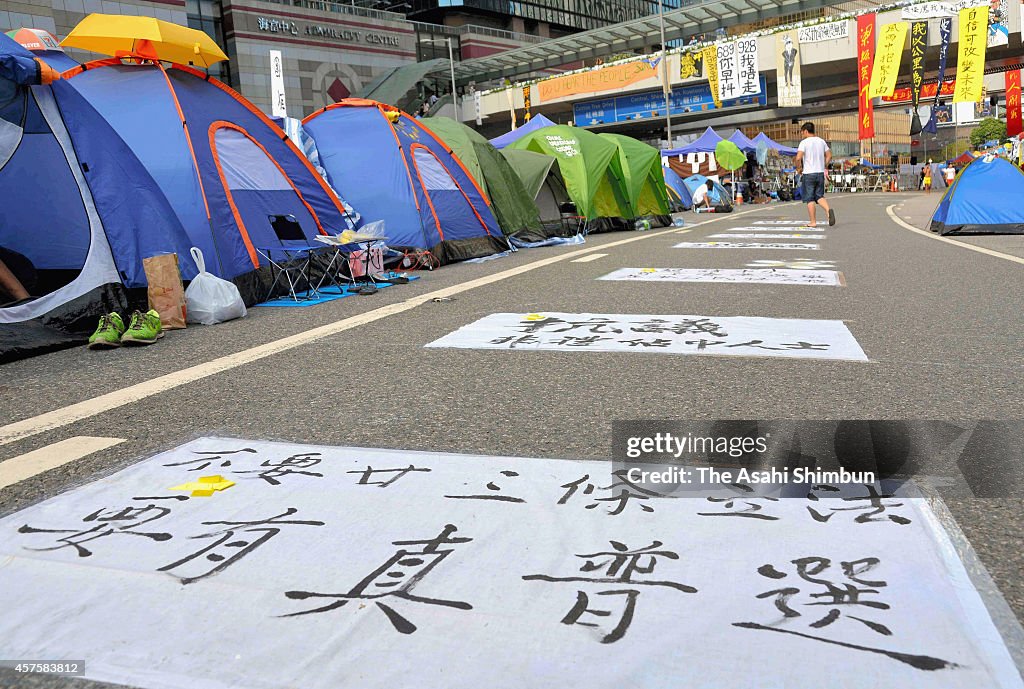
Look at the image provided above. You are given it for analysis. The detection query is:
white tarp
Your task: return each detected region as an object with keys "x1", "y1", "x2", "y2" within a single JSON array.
[
  {"x1": 753, "y1": 221, "x2": 811, "y2": 225},
  {"x1": 722, "y1": 225, "x2": 816, "y2": 231},
  {"x1": 598, "y1": 268, "x2": 844, "y2": 286},
  {"x1": 426, "y1": 312, "x2": 867, "y2": 361},
  {"x1": 674, "y1": 242, "x2": 821, "y2": 250},
  {"x1": 0, "y1": 437, "x2": 1021, "y2": 689},
  {"x1": 711, "y1": 233, "x2": 826, "y2": 239}
]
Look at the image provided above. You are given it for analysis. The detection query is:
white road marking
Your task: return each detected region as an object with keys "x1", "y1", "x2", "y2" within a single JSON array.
[
  {"x1": 570, "y1": 253, "x2": 607, "y2": 263},
  {"x1": 0, "y1": 436, "x2": 125, "y2": 489},
  {"x1": 675, "y1": 228, "x2": 692, "y2": 234},
  {"x1": 0, "y1": 208, "x2": 768, "y2": 448},
  {"x1": 885, "y1": 205, "x2": 1024, "y2": 266}
]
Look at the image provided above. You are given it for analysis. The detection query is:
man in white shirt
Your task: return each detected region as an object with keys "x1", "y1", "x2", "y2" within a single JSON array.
[
  {"x1": 795, "y1": 121, "x2": 835, "y2": 227},
  {"x1": 691, "y1": 179, "x2": 714, "y2": 211}
]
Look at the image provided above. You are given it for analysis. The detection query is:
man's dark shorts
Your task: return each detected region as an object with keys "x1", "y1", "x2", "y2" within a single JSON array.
[{"x1": 801, "y1": 172, "x2": 825, "y2": 202}]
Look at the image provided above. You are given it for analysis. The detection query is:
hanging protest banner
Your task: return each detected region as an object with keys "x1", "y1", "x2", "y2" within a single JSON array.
[
  {"x1": 679, "y1": 48, "x2": 703, "y2": 80},
  {"x1": 952, "y1": 5, "x2": 989, "y2": 103},
  {"x1": 538, "y1": 60, "x2": 657, "y2": 101},
  {"x1": 923, "y1": 17, "x2": 953, "y2": 133},
  {"x1": 868, "y1": 21, "x2": 908, "y2": 99},
  {"x1": 857, "y1": 14, "x2": 877, "y2": 139},
  {"x1": 736, "y1": 37, "x2": 761, "y2": 97},
  {"x1": 598, "y1": 268, "x2": 844, "y2": 286},
  {"x1": 675, "y1": 241, "x2": 821, "y2": 250},
  {"x1": 1007, "y1": 69, "x2": 1022, "y2": 137},
  {"x1": 3, "y1": 436, "x2": 1023, "y2": 688},
  {"x1": 522, "y1": 85, "x2": 532, "y2": 122},
  {"x1": 716, "y1": 40, "x2": 739, "y2": 102},
  {"x1": 901, "y1": 0, "x2": 986, "y2": 19},
  {"x1": 269, "y1": 50, "x2": 287, "y2": 118},
  {"x1": 909, "y1": 22, "x2": 928, "y2": 134},
  {"x1": 797, "y1": 19, "x2": 850, "y2": 43},
  {"x1": 776, "y1": 29, "x2": 802, "y2": 107},
  {"x1": 703, "y1": 44, "x2": 721, "y2": 107},
  {"x1": 428, "y1": 312, "x2": 866, "y2": 361},
  {"x1": 474, "y1": 90, "x2": 482, "y2": 126}
]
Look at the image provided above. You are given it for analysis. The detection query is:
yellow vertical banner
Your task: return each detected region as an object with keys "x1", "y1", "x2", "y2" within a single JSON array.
[
  {"x1": 868, "y1": 21, "x2": 908, "y2": 98},
  {"x1": 703, "y1": 45, "x2": 721, "y2": 108},
  {"x1": 953, "y1": 5, "x2": 989, "y2": 103}
]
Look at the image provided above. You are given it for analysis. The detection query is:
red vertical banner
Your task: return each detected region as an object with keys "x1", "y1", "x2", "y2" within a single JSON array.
[
  {"x1": 857, "y1": 14, "x2": 876, "y2": 140},
  {"x1": 1006, "y1": 69, "x2": 1022, "y2": 138}
]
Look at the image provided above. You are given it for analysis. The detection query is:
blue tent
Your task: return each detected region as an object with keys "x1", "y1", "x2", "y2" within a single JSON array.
[
  {"x1": 0, "y1": 34, "x2": 194, "y2": 326},
  {"x1": 489, "y1": 114, "x2": 557, "y2": 150},
  {"x1": 683, "y1": 173, "x2": 731, "y2": 207},
  {"x1": 66, "y1": 60, "x2": 356, "y2": 294},
  {"x1": 663, "y1": 127, "x2": 722, "y2": 156},
  {"x1": 33, "y1": 50, "x2": 78, "y2": 73},
  {"x1": 728, "y1": 129, "x2": 758, "y2": 153},
  {"x1": 930, "y1": 155, "x2": 1024, "y2": 235},
  {"x1": 753, "y1": 132, "x2": 797, "y2": 157},
  {"x1": 663, "y1": 166, "x2": 691, "y2": 209},
  {"x1": 304, "y1": 99, "x2": 506, "y2": 263}
]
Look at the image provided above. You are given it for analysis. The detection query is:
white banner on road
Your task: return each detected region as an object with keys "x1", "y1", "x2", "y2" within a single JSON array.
[
  {"x1": 0, "y1": 437, "x2": 1020, "y2": 689},
  {"x1": 711, "y1": 233, "x2": 826, "y2": 239},
  {"x1": 427, "y1": 312, "x2": 866, "y2": 361},
  {"x1": 598, "y1": 268, "x2": 844, "y2": 286},
  {"x1": 753, "y1": 220, "x2": 811, "y2": 225},
  {"x1": 748, "y1": 258, "x2": 838, "y2": 270},
  {"x1": 674, "y1": 242, "x2": 821, "y2": 250}
]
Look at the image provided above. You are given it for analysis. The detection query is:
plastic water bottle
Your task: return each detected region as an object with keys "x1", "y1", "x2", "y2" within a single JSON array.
[{"x1": 673, "y1": 217, "x2": 686, "y2": 227}]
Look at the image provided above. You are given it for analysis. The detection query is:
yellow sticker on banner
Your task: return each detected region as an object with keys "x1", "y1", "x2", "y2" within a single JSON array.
[
  {"x1": 524, "y1": 313, "x2": 544, "y2": 321},
  {"x1": 641, "y1": 268, "x2": 657, "y2": 273},
  {"x1": 170, "y1": 475, "x2": 236, "y2": 497}
]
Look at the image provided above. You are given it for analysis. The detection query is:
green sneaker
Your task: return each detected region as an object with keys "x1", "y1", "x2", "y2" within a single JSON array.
[
  {"x1": 120, "y1": 309, "x2": 164, "y2": 346},
  {"x1": 87, "y1": 313, "x2": 125, "y2": 350}
]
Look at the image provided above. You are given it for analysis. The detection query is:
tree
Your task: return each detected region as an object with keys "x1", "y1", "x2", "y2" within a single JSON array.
[{"x1": 970, "y1": 117, "x2": 1007, "y2": 148}]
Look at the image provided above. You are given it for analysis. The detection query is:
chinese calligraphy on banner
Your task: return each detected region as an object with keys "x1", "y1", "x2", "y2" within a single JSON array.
[
  {"x1": 522, "y1": 85, "x2": 532, "y2": 122},
  {"x1": 868, "y1": 22, "x2": 908, "y2": 99},
  {"x1": 717, "y1": 38, "x2": 761, "y2": 103},
  {"x1": 269, "y1": 50, "x2": 287, "y2": 118},
  {"x1": 857, "y1": 14, "x2": 877, "y2": 139},
  {"x1": 776, "y1": 29, "x2": 802, "y2": 107},
  {"x1": 910, "y1": 22, "x2": 928, "y2": 134},
  {"x1": 674, "y1": 241, "x2": 821, "y2": 250},
  {"x1": 597, "y1": 268, "x2": 844, "y2": 286},
  {"x1": 0, "y1": 437, "x2": 1021, "y2": 689},
  {"x1": 538, "y1": 60, "x2": 657, "y2": 101},
  {"x1": 710, "y1": 232, "x2": 826, "y2": 239},
  {"x1": 797, "y1": 19, "x2": 850, "y2": 43},
  {"x1": 923, "y1": 17, "x2": 953, "y2": 133},
  {"x1": 953, "y1": 5, "x2": 989, "y2": 102},
  {"x1": 1006, "y1": 70, "x2": 1022, "y2": 137},
  {"x1": 426, "y1": 312, "x2": 866, "y2": 361}
]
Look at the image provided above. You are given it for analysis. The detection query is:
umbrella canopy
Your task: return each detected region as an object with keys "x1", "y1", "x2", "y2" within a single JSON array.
[
  {"x1": 662, "y1": 126, "x2": 722, "y2": 156},
  {"x1": 6, "y1": 28, "x2": 79, "y2": 72},
  {"x1": 727, "y1": 129, "x2": 758, "y2": 153},
  {"x1": 714, "y1": 140, "x2": 747, "y2": 171},
  {"x1": 752, "y1": 132, "x2": 798, "y2": 157},
  {"x1": 61, "y1": 14, "x2": 227, "y2": 67}
]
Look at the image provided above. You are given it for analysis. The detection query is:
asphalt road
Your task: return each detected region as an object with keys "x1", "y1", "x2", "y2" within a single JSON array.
[{"x1": 1, "y1": 192, "x2": 1023, "y2": 688}]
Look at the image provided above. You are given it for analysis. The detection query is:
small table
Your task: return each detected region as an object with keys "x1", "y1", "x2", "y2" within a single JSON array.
[{"x1": 256, "y1": 243, "x2": 339, "y2": 302}]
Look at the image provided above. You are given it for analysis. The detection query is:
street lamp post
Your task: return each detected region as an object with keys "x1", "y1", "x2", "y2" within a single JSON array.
[
  {"x1": 657, "y1": 0, "x2": 673, "y2": 148},
  {"x1": 447, "y1": 37, "x2": 457, "y2": 118}
]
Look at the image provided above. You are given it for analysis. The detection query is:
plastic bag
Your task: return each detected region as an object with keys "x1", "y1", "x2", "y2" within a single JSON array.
[
  {"x1": 143, "y1": 253, "x2": 187, "y2": 329},
  {"x1": 185, "y1": 247, "x2": 247, "y2": 326}
]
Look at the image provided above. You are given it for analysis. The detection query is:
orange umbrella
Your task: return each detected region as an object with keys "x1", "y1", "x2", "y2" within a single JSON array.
[{"x1": 61, "y1": 14, "x2": 227, "y2": 67}]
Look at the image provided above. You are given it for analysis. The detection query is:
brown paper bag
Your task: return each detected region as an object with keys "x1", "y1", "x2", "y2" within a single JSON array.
[{"x1": 143, "y1": 253, "x2": 187, "y2": 329}]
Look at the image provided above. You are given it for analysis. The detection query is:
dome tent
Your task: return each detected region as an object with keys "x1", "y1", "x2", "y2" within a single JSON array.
[
  {"x1": 930, "y1": 155, "x2": 1024, "y2": 235},
  {"x1": 421, "y1": 116, "x2": 548, "y2": 243},
  {"x1": 64, "y1": 58, "x2": 357, "y2": 301},
  {"x1": 506, "y1": 125, "x2": 632, "y2": 232},
  {"x1": 303, "y1": 99, "x2": 506, "y2": 263},
  {"x1": 599, "y1": 133, "x2": 671, "y2": 226}
]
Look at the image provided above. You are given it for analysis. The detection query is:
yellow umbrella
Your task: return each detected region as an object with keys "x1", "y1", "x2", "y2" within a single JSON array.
[{"x1": 61, "y1": 14, "x2": 227, "y2": 67}]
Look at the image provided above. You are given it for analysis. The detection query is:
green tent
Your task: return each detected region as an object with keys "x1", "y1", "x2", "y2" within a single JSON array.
[
  {"x1": 506, "y1": 125, "x2": 632, "y2": 230},
  {"x1": 424, "y1": 117, "x2": 546, "y2": 240},
  {"x1": 599, "y1": 133, "x2": 671, "y2": 222},
  {"x1": 500, "y1": 147, "x2": 573, "y2": 227}
]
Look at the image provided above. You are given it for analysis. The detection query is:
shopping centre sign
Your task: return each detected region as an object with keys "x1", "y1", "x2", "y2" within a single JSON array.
[{"x1": 256, "y1": 16, "x2": 402, "y2": 47}]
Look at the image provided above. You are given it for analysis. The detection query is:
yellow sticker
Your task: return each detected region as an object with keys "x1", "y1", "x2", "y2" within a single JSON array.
[
  {"x1": 641, "y1": 268, "x2": 657, "y2": 273},
  {"x1": 170, "y1": 474, "x2": 236, "y2": 498},
  {"x1": 524, "y1": 313, "x2": 545, "y2": 321}
]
